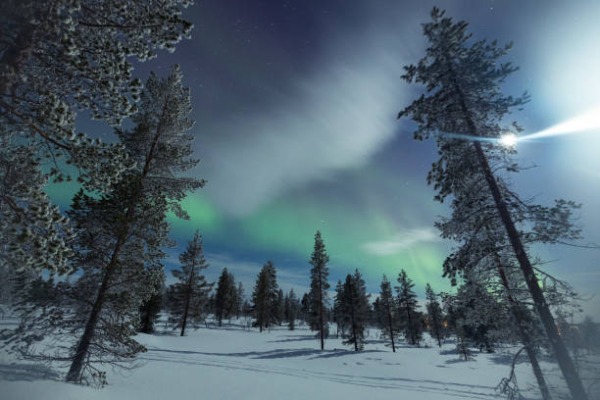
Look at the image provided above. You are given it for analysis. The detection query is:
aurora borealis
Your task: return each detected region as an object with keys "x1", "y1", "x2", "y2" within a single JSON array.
[{"x1": 51, "y1": 0, "x2": 600, "y2": 319}]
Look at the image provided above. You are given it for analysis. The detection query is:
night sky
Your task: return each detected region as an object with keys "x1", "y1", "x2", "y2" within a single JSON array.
[{"x1": 50, "y1": 0, "x2": 600, "y2": 319}]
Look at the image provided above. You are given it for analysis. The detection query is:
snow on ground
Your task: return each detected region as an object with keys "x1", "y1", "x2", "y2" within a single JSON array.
[{"x1": 0, "y1": 318, "x2": 566, "y2": 400}]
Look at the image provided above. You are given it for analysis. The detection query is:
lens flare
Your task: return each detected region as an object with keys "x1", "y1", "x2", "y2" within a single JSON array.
[
  {"x1": 521, "y1": 104, "x2": 600, "y2": 141},
  {"x1": 499, "y1": 133, "x2": 518, "y2": 147}
]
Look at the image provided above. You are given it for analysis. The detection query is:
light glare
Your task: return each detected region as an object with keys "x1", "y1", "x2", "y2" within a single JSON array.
[{"x1": 499, "y1": 133, "x2": 518, "y2": 147}]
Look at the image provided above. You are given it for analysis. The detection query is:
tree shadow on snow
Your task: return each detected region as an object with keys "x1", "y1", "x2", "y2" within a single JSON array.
[{"x1": 0, "y1": 362, "x2": 61, "y2": 382}]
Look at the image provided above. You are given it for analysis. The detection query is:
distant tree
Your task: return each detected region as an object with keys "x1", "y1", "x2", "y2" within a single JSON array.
[
  {"x1": 252, "y1": 261, "x2": 279, "y2": 332},
  {"x1": 275, "y1": 289, "x2": 285, "y2": 326},
  {"x1": 284, "y1": 289, "x2": 300, "y2": 331},
  {"x1": 399, "y1": 7, "x2": 586, "y2": 399},
  {"x1": 580, "y1": 316, "x2": 600, "y2": 354},
  {"x1": 300, "y1": 293, "x2": 310, "y2": 324},
  {"x1": 332, "y1": 280, "x2": 346, "y2": 338},
  {"x1": 339, "y1": 270, "x2": 371, "y2": 351},
  {"x1": 376, "y1": 275, "x2": 398, "y2": 352},
  {"x1": 214, "y1": 268, "x2": 236, "y2": 327},
  {"x1": 396, "y1": 269, "x2": 422, "y2": 346},
  {"x1": 235, "y1": 282, "x2": 245, "y2": 319},
  {"x1": 308, "y1": 231, "x2": 330, "y2": 350},
  {"x1": 167, "y1": 231, "x2": 212, "y2": 337},
  {"x1": 425, "y1": 283, "x2": 444, "y2": 347},
  {"x1": 138, "y1": 266, "x2": 165, "y2": 334}
]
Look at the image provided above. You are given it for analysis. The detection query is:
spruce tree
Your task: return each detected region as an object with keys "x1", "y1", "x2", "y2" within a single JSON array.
[
  {"x1": 284, "y1": 289, "x2": 300, "y2": 331},
  {"x1": 377, "y1": 275, "x2": 398, "y2": 352},
  {"x1": 333, "y1": 280, "x2": 346, "y2": 338},
  {"x1": 215, "y1": 268, "x2": 236, "y2": 327},
  {"x1": 339, "y1": 270, "x2": 371, "y2": 351},
  {"x1": 252, "y1": 261, "x2": 279, "y2": 332},
  {"x1": 425, "y1": 283, "x2": 444, "y2": 347},
  {"x1": 167, "y1": 231, "x2": 211, "y2": 337},
  {"x1": 308, "y1": 230, "x2": 330, "y2": 350},
  {"x1": 396, "y1": 269, "x2": 422, "y2": 346},
  {"x1": 399, "y1": 8, "x2": 586, "y2": 399}
]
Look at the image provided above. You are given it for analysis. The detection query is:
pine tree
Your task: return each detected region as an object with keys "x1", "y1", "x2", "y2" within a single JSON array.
[
  {"x1": 5, "y1": 67, "x2": 206, "y2": 386},
  {"x1": 308, "y1": 230, "x2": 330, "y2": 350},
  {"x1": 396, "y1": 269, "x2": 422, "y2": 346},
  {"x1": 252, "y1": 261, "x2": 279, "y2": 332},
  {"x1": 235, "y1": 282, "x2": 245, "y2": 319},
  {"x1": 376, "y1": 275, "x2": 398, "y2": 352},
  {"x1": 167, "y1": 231, "x2": 211, "y2": 337},
  {"x1": 332, "y1": 280, "x2": 346, "y2": 338},
  {"x1": 275, "y1": 289, "x2": 285, "y2": 326},
  {"x1": 425, "y1": 283, "x2": 444, "y2": 348},
  {"x1": 339, "y1": 270, "x2": 371, "y2": 351},
  {"x1": 0, "y1": 0, "x2": 193, "y2": 275},
  {"x1": 215, "y1": 268, "x2": 236, "y2": 327},
  {"x1": 399, "y1": 8, "x2": 586, "y2": 399}
]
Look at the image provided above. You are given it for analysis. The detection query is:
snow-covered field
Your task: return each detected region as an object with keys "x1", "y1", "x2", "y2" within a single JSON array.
[{"x1": 0, "y1": 318, "x2": 573, "y2": 400}]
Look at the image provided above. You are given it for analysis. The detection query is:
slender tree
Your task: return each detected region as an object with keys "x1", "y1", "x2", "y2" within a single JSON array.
[
  {"x1": 339, "y1": 270, "x2": 371, "y2": 351},
  {"x1": 308, "y1": 231, "x2": 330, "y2": 350},
  {"x1": 138, "y1": 266, "x2": 165, "y2": 334},
  {"x1": 377, "y1": 275, "x2": 398, "y2": 352},
  {"x1": 252, "y1": 261, "x2": 279, "y2": 332},
  {"x1": 284, "y1": 289, "x2": 300, "y2": 331},
  {"x1": 425, "y1": 283, "x2": 444, "y2": 348},
  {"x1": 396, "y1": 269, "x2": 422, "y2": 346},
  {"x1": 214, "y1": 268, "x2": 236, "y2": 327},
  {"x1": 399, "y1": 8, "x2": 587, "y2": 399},
  {"x1": 167, "y1": 231, "x2": 211, "y2": 337}
]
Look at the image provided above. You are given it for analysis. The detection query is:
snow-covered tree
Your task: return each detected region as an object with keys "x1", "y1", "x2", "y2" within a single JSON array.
[
  {"x1": 252, "y1": 261, "x2": 279, "y2": 332},
  {"x1": 338, "y1": 270, "x2": 371, "y2": 351},
  {"x1": 0, "y1": 0, "x2": 193, "y2": 275},
  {"x1": 375, "y1": 275, "x2": 398, "y2": 352},
  {"x1": 214, "y1": 268, "x2": 237, "y2": 327},
  {"x1": 396, "y1": 270, "x2": 422, "y2": 346},
  {"x1": 308, "y1": 230, "x2": 330, "y2": 350},
  {"x1": 425, "y1": 283, "x2": 444, "y2": 347},
  {"x1": 398, "y1": 7, "x2": 586, "y2": 399},
  {"x1": 168, "y1": 230, "x2": 211, "y2": 337},
  {"x1": 63, "y1": 68, "x2": 203, "y2": 384}
]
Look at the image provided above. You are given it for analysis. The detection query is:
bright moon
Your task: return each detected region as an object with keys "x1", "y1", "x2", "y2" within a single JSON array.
[{"x1": 499, "y1": 133, "x2": 518, "y2": 147}]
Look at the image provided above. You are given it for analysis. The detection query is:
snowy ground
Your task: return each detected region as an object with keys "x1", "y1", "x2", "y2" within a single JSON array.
[{"x1": 0, "y1": 317, "x2": 583, "y2": 400}]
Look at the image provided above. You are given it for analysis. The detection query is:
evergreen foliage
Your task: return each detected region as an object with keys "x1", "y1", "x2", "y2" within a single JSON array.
[
  {"x1": 214, "y1": 268, "x2": 237, "y2": 327},
  {"x1": 168, "y1": 230, "x2": 211, "y2": 337},
  {"x1": 1, "y1": 68, "x2": 204, "y2": 386},
  {"x1": 284, "y1": 289, "x2": 300, "y2": 330},
  {"x1": 139, "y1": 266, "x2": 165, "y2": 334},
  {"x1": 425, "y1": 283, "x2": 444, "y2": 347},
  {"x1": 0, "y1": 0, "x2": 193, "y2": 274},
  {"x1": 308, "y1": 230, "x2": 330, "y2": 350},
  {"x1": 396, "y1": 270, "x2": 422, "y2": 346},
  {"x1": 398, "y1": 7, "x2": 586, "y2": 399},
  {"x1": 375, "y1": 275, "x2": 398, "y2": 352},
  {"x1": 338, "y1": 270, "x2": 371, "y2": 351},
  {"x1": 252, "y1": 261, "x2": 279, "y2": 332}
]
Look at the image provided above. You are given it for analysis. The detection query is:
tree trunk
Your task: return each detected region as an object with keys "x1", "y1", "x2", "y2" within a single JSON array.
[
  {"x1": 387, "y1": 305, "x2": 396, "y2": 352},
  {"x1": 473, "y1": 142, "x2": 587, "y2": 399},
  {"x1": 318, "y1": 277, "x2": 325, "y2": 351},
  {"x1": 65, "y1": 237, "x2": 125, "y2": 383},
  {"x1": 349, "y1": 285, "x2": 358, "y2": 352},
  {"x1": 494, "y1": 254, "x2": 553, "y2": 400},
  {"x1": 446, "y1": 56, "x2": 588, "y2": 399}
]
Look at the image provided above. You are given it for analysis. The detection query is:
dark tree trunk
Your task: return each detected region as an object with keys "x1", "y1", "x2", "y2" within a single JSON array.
[
  {"x1": 65, "y1": 237, "x2": 125, "y2": 383},
  {"x1": 445, "y1": 55, "x2": 587, "y2": 399},
  {"x1": 473, "y1": 142, "x2": 586, "y2": 400},
  {"x1": 494, "y1": 248, "x2": 552, "y2": 400},
  {"x1": 386, "y1": 305, "x2": 396, "y2": 352},
  {"x1": 318, "y1": 277, "x2": 325, "y2": 351}
]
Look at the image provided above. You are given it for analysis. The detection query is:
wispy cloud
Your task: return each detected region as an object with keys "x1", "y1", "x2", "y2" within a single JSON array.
[
  {"x1": 362, "y1": 227, "x2": 440, "y2": 256},
  {"x1": 196, "y1": 7, "x2": 421, "y2": 216}
]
